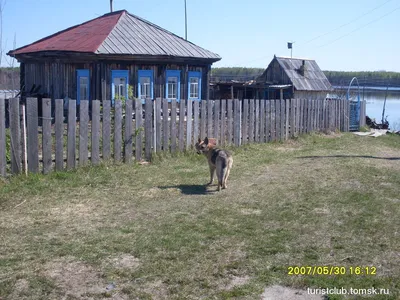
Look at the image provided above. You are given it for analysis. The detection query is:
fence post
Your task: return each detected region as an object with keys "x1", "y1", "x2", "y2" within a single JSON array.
[
  {"x1": 135, "y1": 98, "x2": 143, "y2": 160},
  {"x1": 220, "y1": 99, "x2": 226, "y2": 146},
  {"x1": 213, "y1": 99, "x2": 220, "y2": 142},
  {"x1": 170, "y1": 99, "x2": 177, "y2": 153},
  {"x1": 234, "y1": 99, "x2": 240, "y2": 146},
  {"x1": 193, "y1": 99, "x2": 200, "y2": 145},
  {"x1": 179, "y1": 99, "x2": 185, "y2": 151},
  {"x1": 124, "y1": 99, "x2": 133, "y2": 163},
  {"x1": 163, "y1": 98, "x2": 169, "y2": 151},
  {"x1": 102, "y1": 100, "x2": 111, "y2": 160},
  {"x1": 155, "y1": 98, "x2": 162, "y2": 152},
  {"x1": 200, "y1": 100, "x2": 206, "y2": 139},
  {"x1": 26, "y1": 97, "x2": 39, "y2": 173},
  {"x1": 67, "y1": 99, "x2": 77, "y2": 170},
  {"x1": 145, "y1": 98, "x2": 153, "y2": 160},
  {"x1": 249, "y1": 99, "x2": 255, "y2": 143},
  {"x1": 114, "y1": 100, "x2": 123, "y2": 162},
  {"x1": 55, "y1": 99, "x2": 64, "y2": 171},
  {"x1": 91, "y1": 100, "x2": 101, "y2": 165},
  {"x1": 207, "y1": 100, "x2": 213, "y2": 138},
  {"x1": 227, "y1": 99, "x2": 233, "y2": 145},
  {"x1": 265, "y1": 100, "x2": 270, "y2": 142},
  {"x1": 255, "y1": 99, "x2": 260, "y2": 142},
  {"x1": 186, "y1": 98, "x2": 193, "y2": 149},
  {"x1": 242, "y1": 99, "x2": 248, "y2": 144},
  {"x1": 79, "y1": 100, "x2": 89, "y2": 167},
  {"x1": 42, "y1": 98, "x2": 52, "y2": 174},
  {"x1": 260, "y1": 99, "x2": 265, "y2": 142},
  {"x1": 0, "y1": 98, "x2": 5, "y2": 176}
]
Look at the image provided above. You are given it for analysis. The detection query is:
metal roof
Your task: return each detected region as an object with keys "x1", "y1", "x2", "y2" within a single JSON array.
[
  {"x1": 8, "y1": 10, "x2": 221, "y2": 62},
  {"x1": 275, "y1": 57, "x2": 333, "y2": 91}
]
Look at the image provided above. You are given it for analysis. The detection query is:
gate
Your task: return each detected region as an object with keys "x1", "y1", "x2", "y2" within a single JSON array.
[{"x1": 347, "y1": 77, "x2": 361, "y2": 131}]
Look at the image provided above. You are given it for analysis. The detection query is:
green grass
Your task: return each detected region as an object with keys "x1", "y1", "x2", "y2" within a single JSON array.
[{"x1": 0, "y1": 133, "x2": 399, "y2": 299}]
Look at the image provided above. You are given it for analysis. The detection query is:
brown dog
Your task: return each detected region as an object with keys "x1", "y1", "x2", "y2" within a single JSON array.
[{"x1": 195, "y1": 137, "x2": 233, "y2": 191}]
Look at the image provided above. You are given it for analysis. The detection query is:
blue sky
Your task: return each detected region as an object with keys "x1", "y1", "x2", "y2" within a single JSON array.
[{"x1": 2, "y1": 0, "x2": 400, "y2": 71}]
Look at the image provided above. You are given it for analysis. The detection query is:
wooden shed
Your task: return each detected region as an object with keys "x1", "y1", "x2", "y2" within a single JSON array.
[
  {"x1": 257, "y1": 56, "x2": 333, "y2": 100},
  {"x1": 7, "y1": 10, "x2": 221, "y2": 103}
]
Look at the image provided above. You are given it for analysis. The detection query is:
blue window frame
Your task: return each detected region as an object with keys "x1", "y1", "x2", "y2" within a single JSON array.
[
  {"x1": 111, "y1": 70, "x2": 129, "y2": 105},
  {"x1": 138, "y1": 70, "x2": 154, "y2": 103},
  {"x1": 188, "y1": 71, "x2": 202, "y2": 100},
  {"x1": 166, "y1": 70, "x2": 181, "y2": 102},
  {"x1": 76, "y1": 69, "x2": 90, "y2": 105}
]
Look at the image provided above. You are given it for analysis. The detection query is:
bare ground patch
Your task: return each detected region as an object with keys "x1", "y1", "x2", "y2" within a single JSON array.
[{"x1": 261, "y1": 285, "x2": 324, "y2": 300}]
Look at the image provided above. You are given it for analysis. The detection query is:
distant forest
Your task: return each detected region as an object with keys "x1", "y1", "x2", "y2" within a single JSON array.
[
  {"x1": 1, "y1": 67, "x2": 400, "y2": 90},
  {"x1": 211, "y1": 67, "x2": 400, "y2": 87}
]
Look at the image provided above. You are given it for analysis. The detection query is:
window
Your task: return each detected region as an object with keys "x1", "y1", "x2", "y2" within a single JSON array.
[
  {"x1": 138, "y1": 70, "x2": 154, "y2": 100},
  {"x1": 111, "y1": 70, "x2": 129, "y2": 105},
  {"x1": 188, "y1": 71, "x2": 201, "y2": 100},
  {"x1": 76, "y1": 69, "x2": 90, "y2": 105},
  {"x1": 166, "y1": 70, "x2": 181, "y2": 101}
]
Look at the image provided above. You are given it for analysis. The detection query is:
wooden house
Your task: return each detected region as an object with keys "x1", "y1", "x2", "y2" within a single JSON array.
[
  {"x1": 257, "y1": 56, "x2": 333, "y2": 100},
  {"x1": 7, "y1": 10, "x2": 221, "y2": 104}
]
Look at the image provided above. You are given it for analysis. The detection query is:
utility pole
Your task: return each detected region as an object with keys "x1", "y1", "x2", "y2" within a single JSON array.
[
  {"x1": 110, "y1": 0, "x2": 113, "y2": 12},
  {"x1": 287, "y1": 42, "x2": 294, "y2": 58},
  {"x1": 184, "y1": 0, "x2": 187, "y2": 40}
]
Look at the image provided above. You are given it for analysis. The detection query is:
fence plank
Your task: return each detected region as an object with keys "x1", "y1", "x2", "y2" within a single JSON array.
[
  {"x1": 179, "y1": 99, "x2": 185, "y2": 151},
  {"x1": 135, "y1": 98, "x2": 143, "y2": 160},
  {"x1": 0, "y1": 98, "x2": 5, "y2": 176},
  {"x1": 270, "y1": 100, "x2": 276, "y2": 141},
  {"x1": 42, "y1": 98, "x2": 52, "y2": 174},
  {"x1": 290, "y1": 99, "x2": 295, "y2": 137},
  {"x1": 155, "y1": 98, "x2": 162, "y2": 152},
  {"x1": 186, "y1": 99, "x2": 193, "y2": 149},
  {"x1": 9, "y1": 99, "x2": 21, "y2": 174},
  {"x1": 280, "y1": 99, "x2": 285, "y2": 141},
  {"x1": 27, "y1": 97, "x2": 39, "y2": 173},
  {"x1": 67, "y1": 99, "x2": 76, "y2": 170},
  {"x1": 145, "y1": 98, "x2": 152, "y2": 160},
  {"x1": 265, "y1": 100, "x2": 270, "y2": 142},
  {"x1": 234, "y1": 99, "x2": 240, "y2": 146},
  {"x1": 227, "y1": 99, "x2": 233, "y2": 145},
  {"x1": 193, "y1": 100, "x2": 199, "y2": 144},
  {"x1": 114, "y1": 100, "x2": 123, "y2": 162},
  {"x1": 125, "y1": 99, "x2": 133, "y2": 163},
  {"x1": 220, "y1": 100, "x2": 226, "y2": 146},
  {"x1": 255, "y1": 99, "x2": 260, "y2": 142},
  {"x1": 102, "y1": 100, "x2": 111, "y2": 160},
  {"x1": 276, "y1": 100, "x2": 281, "y2": 141},
  {"x1": 213, "y1": 99, "x2": 220, "y2": 141},
  {"x1": 249, "y1": 100, "x2": 255, "y2": 143},
  {"x1": 171, "y1": 99, "x2": 177, "y2": 153},
  {"x1": 200, "y1": 100, "x2": 206, "y2": 139},
  {"x1": 260, "y1": 99, "x2": 265, "y2": 142},
  {"x1": 79, "y1": 100, "x2": 89, "y2": 167},
  {"x1": 285, "y1": 99, "x2": 290, "y2": 139},
  {"x1": 242, "y1": 99, "x2": 248, "y2": 144},
  {"x1": 163, "y1": 98, "x2": 169, "y2": 151},
  {"x1": 207, "y1": 100, "x2": 213, "y2": 138},
  {"x1": 55, "y1": 99, "x2": 64, "y2": 171},
  {"x1": 92, "y1": 100, "x2": 101, "y2": 165}
]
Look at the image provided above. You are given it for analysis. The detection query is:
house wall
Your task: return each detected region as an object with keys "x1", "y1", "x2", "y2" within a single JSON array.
[
  {"x1": 294, "y1": 91, "x2": 329, "y2": 100},
  {"x1": 21, "y1": 60, "x2": 210, "y2": 101}
]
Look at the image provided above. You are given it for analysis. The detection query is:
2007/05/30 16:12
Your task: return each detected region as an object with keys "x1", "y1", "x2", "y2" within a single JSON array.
[{"x1": 287, "y1": 266, "x2": 377, "y2": 276}]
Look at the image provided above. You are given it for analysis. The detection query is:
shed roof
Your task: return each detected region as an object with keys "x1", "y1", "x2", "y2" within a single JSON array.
[
  {"x1": 264, "y1": 56, "x2": 333, "y2": 91},
  {"x1": 8, "y1": 10, "x2": 221, "y2": 62}
]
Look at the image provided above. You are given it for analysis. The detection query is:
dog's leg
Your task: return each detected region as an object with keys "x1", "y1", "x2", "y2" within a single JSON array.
[
  {"x1": 223, "y1": 158, "x2": 233, "y2": 189},
  {"x1": 207, "y1": 165, "x2": 215, "y2": 185}
]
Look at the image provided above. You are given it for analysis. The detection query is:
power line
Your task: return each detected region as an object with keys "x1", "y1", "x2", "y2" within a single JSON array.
[
  {"x1": 318, "y1": 6, "x2": 400, "y2": 48},
  {"x1": 304, "y1": 0, "x2": 393, "y2": 45}
]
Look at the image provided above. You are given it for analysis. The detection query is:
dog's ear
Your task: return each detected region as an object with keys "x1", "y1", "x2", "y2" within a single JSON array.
[
  {"x1": 208, "y1": 138, "x2": 217, "y2": 146},
  {"x1": 204, "y1": 137, "x2": 209, "y2": 145}
]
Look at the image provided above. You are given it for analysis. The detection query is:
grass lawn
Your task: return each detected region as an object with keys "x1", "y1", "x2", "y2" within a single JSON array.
[{"x1": 0, "y1": 133, "x2": 399, "y2": 300}]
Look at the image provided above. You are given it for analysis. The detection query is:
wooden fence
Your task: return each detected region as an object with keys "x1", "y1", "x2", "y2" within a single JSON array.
[{"x1": 0, "y1": 97, "x2": 360, "y2": 176}]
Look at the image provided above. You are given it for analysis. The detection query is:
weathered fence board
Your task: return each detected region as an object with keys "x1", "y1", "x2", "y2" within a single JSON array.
[
  {"x1": 155, "y1": 98, "x2": 162, "y2": 153},
  {"x1": 200, "y1": 100, "x2": 206, "y2": 139},
  {"x1": 193, "y1": 100, "x2": 199, "y2": 144},
  {"x1": 220, "y1": 100, "x2": 226, "y2": 146},
  {"x1": 260, "y1": 99, "x2": 265, "y2": 142},
  {"x1": 234, "y1": 98, "x2": 240, "y2": 146},
  {"x1": 125, "y1": 99, "x2": 133, "y2": 163},
  {"x1": 102, "y1": 100, "x2": 111, "y2": 160},
  {"x1": 242, "y1": 99, "x2": 248, "y2": 144},
  {"x1": 186, "y1": 99, "x2": 193, "y2": 149},
  {"x1": 280, "y1": 99, "x2": 285, "y2": 141},
  {"x1": 170, "y1": 99, "x2": 177, "y2": 153},
  {"x1": 265, "y1": 100, "x2": 270, "y2": 142},
  {"x1": 27, "y1": 97, "x2": 39, "y2": 173},
  {"x1": 135, "y1": 98, "x2": 143, "y2": 160},
  {"x1": 0, "y1": 98, "x2": 5, "y2": 176},
  {"x1": 270, "y1": 100, "x2": 276, "y2": 141},
  {"x1": 276, "y1": 100, "x2": 281, "y2": 141},
  {"x1": 67, "y1": 99, "x2": 76, "y2": 170},
  {"x1": 255, "y1": 100, "x2": 260, "y2": 142},
  {"x1": 249, "y1": 100, "x2": 255, "y2": 143},
  {"x1": 145, "y1": 98, "x2": 152, "y2": 160},
  {"x1": 92, "y1": 100, "x2": 101, "y2": 165},
  {"x1": 55, "y1": 99, "x2": 64, "y2": 171},
  {"x1": 179, "y1": 99, "x2": 185, "y2": 151},
  {"x1": 114, "y1": 100, "x2": 123, "y2": 162},
  {"x1": 163, "y1": 98, "x2": 169, "y2": 151},
  {"x1": 213, "y1": 99, "x2": 220, "y2": 142},
  {"x1": 79, "y1": 100, "x2": 89, "y2": 167},
  {"x1": 42, "y1": 98, "x2": 52, "y2": 174},
  {"x1": 227, "y1": 100, "x2": 233, "y2": 145},
  {"x1": 207, "y1": 100, "x2": 213, "y2": 138}
]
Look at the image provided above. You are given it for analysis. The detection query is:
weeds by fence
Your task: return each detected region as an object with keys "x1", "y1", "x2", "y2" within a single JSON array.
[{"x1": 0, "y1": 97, "x2": 360, "y2": 176}]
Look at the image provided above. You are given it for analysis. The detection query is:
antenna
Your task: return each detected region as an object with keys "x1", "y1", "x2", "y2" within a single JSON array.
[
  {"x1": 110, "y1": 0, "x2": 113, "y2": 12},
  {"x1": 184, "y1": 0, "x2": 188, "y2": 40}
]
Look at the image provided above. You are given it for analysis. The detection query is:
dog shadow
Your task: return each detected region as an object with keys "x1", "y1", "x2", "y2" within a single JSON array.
[{"x1": 158, "y1": 184, "x2": 216, "y2": 195}]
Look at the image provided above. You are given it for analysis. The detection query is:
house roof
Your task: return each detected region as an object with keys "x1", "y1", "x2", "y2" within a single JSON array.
[
  {"x1": 267, "y1": 56, "x2": 333, "y2": 91},
  {"x1": 8, "y1": 10, "x2": 221, "y2": 62}
]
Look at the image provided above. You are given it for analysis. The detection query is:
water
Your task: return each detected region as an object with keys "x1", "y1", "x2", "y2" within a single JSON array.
[{"x1": 362, "y1": 91, "x2": 400, "y2": 131}]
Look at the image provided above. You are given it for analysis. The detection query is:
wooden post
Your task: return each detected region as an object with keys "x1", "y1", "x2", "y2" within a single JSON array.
[
  {"x1": 270, "y1": 100, "x2": 276, "y2": 141},
  {"x1": 255, "y1": 99, "x2": 260, "y2": 142},
  {"x1": 193, "y1": 99, "x2": 200, "y2": 145},
  {"x1": 124, "y1": 99, "x2": 133, "y2": 163},
  {"x1": 260, "y1": 99, "x2": 265, "y2": 142},
  {"x1": 200, "y1": 100, "x2": 206, "y2": 139},
  {"x1": 135, "y1": 98, "x2": 143, "y2": 160},
  {"x1": 145, "y1": 98, "x2": 153, "y2": 160},
  {"x1": 21, "y1": 103, "x2": 27, "y2": 175},
  {"x1": 249, "y1": 100, "x2": 255, "y2": 143},
  {"x1": 186, "y1": 98, "x2": 193, "y2": 149},
  {"x1": 55, "y1": 99, "x2": 64, "y2": 171},
  {"x1": 0, "y1": 98, "x2": 5, "y2": 176},
  {"x1": 234, "y1": 99, "x2": 240, "y2": 146},
  {"x1": 179, "y1": 99, "x2": 185, "y2": 151},
  {"x1": 242, "y1": 99, "x2": 248, "y2": 144},
  {"x1": 155, "y1": 98, "x2": 162, "y2": 152},
  {"x1": 92, "y1": 100, "x2": 101, "y2": 165},
  {"x1": 79, "y1": 100, "x2": 89, "y2": 167},
  {"x1": 220, "y1": 99, "x2": 226, "y2": 146},
  {"x1": 227, "y1": 99, "x2": 233, "y2": 145},
  {"x1": 114, "y1": 99, "x2": 123, "y2": 162},
  {"x1": 171, "y1": 99, "x2": 177, "y2": 153},
  {"x1": 265, "y1": 100, "x2": 270, "y2": 142},
  {"x1": 207, "y1": 100, "x2": 213, "y2": 138},
  {"x1": 42, "y1": 98, "x2": 52, "y2": 174},
  {"x1": 67, "y1": 99, "x2": 77, "y2": 170},
  {"x1": 102, "y1": 100, "x2": 111, "y2": 160},
  {"x1": 26, "y1": 97, "x2": 39, "y2": 173},
  {"x1": 162, "y1": 98, "x2": 169, "y2": 151},
  {"x1": 213, "y1": 99, "x2": 220, "y2": 141}
]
